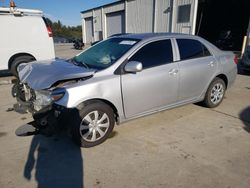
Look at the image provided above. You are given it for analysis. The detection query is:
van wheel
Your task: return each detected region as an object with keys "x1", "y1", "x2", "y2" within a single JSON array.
[
  {"x1": 10, "y1": 55, "x2": 35, "y2": 77},
  {"x1": 203, "y1": 78, "x2": 226, "y2": 108},
  {"x1": 72, "y1": 102, "x2": 115, "y2": 148}
]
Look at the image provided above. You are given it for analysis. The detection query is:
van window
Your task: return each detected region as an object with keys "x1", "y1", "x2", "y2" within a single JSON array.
[
  {"x1": 177, "y1": 39, "x2": 211, "y2": 60},
  {"x1": 130, "y1": 40, "x2": 173, "y2": 69}
]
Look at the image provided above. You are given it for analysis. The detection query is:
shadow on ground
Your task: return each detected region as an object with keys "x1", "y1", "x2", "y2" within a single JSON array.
[
  {"x1": 24, "y1": 134, "x2": 84, "y2": 188},
  {"x1": 239, "y1": 106, "x2": 250, "y2": 133}
]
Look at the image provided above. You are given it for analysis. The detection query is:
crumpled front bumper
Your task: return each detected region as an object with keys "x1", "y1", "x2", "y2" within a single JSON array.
[
  {"x1": 15, "y1": 103, "x2": 69, "y2": 136},
  {"x1": 12, "y1": 81, "x2": 61, "y2": 136}
]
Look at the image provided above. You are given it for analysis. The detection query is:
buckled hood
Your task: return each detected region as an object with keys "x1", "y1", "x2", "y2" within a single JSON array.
[{"x1": 18, "y1": 59, "x2": 96, "y2": 90}]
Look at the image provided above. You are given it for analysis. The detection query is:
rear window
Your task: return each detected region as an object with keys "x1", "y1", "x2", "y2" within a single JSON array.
[
  {"x1": 42, "y1": 17, "x2": 50, "y2": 27},
  {"x1": 177, "y1": 39, "x2": 211, "y2": 60}
]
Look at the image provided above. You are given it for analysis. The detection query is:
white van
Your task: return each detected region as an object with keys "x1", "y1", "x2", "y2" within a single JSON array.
[{"x1": 0, "y1": 7, "x2": 55, "y2": 76}]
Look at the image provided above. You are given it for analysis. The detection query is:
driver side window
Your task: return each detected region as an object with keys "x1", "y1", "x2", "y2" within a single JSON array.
[{"x1": 129, "y1": 39, "x2": 173, "y2": 69}]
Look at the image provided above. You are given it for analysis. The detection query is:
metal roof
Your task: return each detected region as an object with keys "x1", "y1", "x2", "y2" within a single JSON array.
[{"x1": 81, "y1": 0, "x2": 124, "y2": 14}]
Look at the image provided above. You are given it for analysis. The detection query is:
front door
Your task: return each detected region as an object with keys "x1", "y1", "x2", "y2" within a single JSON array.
[{"x1": 121, "y1": 39, "x2": 179, "y2": 118}]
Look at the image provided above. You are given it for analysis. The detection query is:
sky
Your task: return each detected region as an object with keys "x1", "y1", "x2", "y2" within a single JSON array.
[{"x1": 1, "y1": 0, "x2": 117, "y2": 26}]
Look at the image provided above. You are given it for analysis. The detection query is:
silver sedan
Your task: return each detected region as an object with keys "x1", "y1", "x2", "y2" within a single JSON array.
[{"x1": 15, "y1": 33, "x2": 237, "y2": 147}]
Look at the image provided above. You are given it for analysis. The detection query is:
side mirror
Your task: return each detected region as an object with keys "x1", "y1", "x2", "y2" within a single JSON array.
[{"x1": 124, "y1": 61, "x2": 143, "y2": 73}]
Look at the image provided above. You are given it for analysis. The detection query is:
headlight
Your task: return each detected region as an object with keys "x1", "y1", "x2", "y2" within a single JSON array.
[
  {"x1": 51, "y1": 88, "x2": 66, "y2": 101},
  {"x1": 33, "y1": 88, "x2": 65, "y2": 111},
  {"x1": 34, "y1": 90, "x2": 52, "y2": 107}
]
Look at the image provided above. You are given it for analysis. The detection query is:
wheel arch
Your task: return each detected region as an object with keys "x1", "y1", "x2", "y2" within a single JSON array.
[
  {"x1": 77, "y1": 98, "x2": 120, "y2": 124},
  {"x1": 215, "y1": 74, "x2": 228, "y2": 88},
  {"x1": 8, "y1": 53, "x2": 36, "y2": 69}
]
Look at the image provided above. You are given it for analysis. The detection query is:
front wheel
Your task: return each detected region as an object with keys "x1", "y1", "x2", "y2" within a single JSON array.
[
  {"x1": 203, "y1": 78, "x2": 226, "y2": 108},
  {"x1": 71, "y1": 102, "x2": 115, "y2": 148}
]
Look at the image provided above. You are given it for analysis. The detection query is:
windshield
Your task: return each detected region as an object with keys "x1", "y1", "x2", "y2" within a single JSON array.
[{"x1": 73, "y1": 38, "x2": 140, "y2": 70}]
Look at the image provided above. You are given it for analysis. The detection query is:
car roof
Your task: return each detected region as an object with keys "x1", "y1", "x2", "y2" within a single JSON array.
[
  {"x1": 111, "y1": 32, "x2": 221, "y2": 55},
  {"x1": 112, "y1": 32, "x2": 194, "y2": 40}
]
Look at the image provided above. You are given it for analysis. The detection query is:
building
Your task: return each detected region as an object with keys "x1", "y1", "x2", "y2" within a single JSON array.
[{"x1": 81, "y1": 0, "x2": 250, "y2": 51}]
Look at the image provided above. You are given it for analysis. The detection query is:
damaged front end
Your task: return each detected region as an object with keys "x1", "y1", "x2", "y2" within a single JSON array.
[
  {"x1": 12, "y1": 59, "x2": 95, "y2": 136},
  {"x1": 12, "y1": 80, "x2": 68, "y2": 136}
]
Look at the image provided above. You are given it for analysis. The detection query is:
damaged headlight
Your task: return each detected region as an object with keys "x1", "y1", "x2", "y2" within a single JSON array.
[
  {"x1": 51, "y1": 88, "x2": 66, "y2": 102},
  {"x1": 33, "y1": 88, "x2": 65, "y2": 111},
  {"x1": 34, "y1": 90, "x2": 52, "y2": 108}
]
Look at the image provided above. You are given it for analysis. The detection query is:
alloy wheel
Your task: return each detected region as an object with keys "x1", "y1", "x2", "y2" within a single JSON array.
[
  {"x1": 79, "y1": 110, "x2": 110, "y2": 142},
  {"x1": 210, "y1": 83, "x2": 224, "y2": 105}
]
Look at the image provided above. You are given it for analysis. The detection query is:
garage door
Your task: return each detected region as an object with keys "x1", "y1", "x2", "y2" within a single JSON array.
[
  {"x1": 85, "y1": 17, "x2": 93, "y2": 44},
  {"x1": 106, "y1": 11, "x2": 125, "y2": 37}
]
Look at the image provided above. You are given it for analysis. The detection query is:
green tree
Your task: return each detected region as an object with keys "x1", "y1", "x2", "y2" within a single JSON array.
[{"x1": 46, "y1": 19, "x2": 82, "y2": 40}]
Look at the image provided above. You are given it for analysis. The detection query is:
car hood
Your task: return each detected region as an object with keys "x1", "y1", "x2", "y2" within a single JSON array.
[{"x1": 18, "y1": 59, "x2": 96, "y2": 90}]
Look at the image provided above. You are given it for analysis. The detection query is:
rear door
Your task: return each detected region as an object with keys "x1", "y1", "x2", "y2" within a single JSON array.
[
  {"x1": 176, "y1": 38, "x2": 217, "y2": 102},
  {"x1": 121, "y1": 39, "x2": 179, "y2": 118}
]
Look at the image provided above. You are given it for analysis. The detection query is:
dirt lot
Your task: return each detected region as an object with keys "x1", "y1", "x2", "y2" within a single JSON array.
[{"x1": 0, "y1": 44, "x2": 250, "y2": 188}]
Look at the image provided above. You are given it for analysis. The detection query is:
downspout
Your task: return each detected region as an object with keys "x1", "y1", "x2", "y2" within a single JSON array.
[
  {"x1": 192, "y1": 0, "x2": 199, "y2": 35},
  {"x1": 92, "y1": 10, "x2": 95, "y2": 42},
  {"x1": 153, "y1": 0, "x2": 157, "y2": 32},
  {"x1": 168, "y1": 0, "x2": 174, "y2": 33},
  {"x1": 81, "y1": 15, "x2": 86, "y2": 43},
  {"x1": 125, "y1": 0, "x2": 128, "y2": 33}
]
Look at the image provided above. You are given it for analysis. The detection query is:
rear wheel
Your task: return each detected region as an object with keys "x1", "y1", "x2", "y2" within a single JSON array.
[
  {"x1": 72, "y1": 102, "x2": 115, "y2": 148},
  {"x1": 203, "y1": 77, "x2": 226, "y2": 108},
  {"x1": 10, "y1": 55, "x2": 35, "y2": 77}
]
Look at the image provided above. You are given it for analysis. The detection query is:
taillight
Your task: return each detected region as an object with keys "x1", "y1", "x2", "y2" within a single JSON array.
[
  {"x1": 47, "y1": 26, "x2": 53, "y2": 37},
  {"x1": 234, "y1": 55, "x2": 239, "y2": 64},
  {"x1": 42, "y1": 17, "x2": 53, "y2": 37}
]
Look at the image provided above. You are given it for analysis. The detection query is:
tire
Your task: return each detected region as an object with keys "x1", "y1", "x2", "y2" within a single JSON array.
[
  {"x1": 71, "y1": 102, "x2": 115, "y2": 148},
  {"x1": 203, "y1": 77, "x2": 226, "y2": 108},
  {"x1": 10, "y1": 55, "x2": 35, "y2": 77}
]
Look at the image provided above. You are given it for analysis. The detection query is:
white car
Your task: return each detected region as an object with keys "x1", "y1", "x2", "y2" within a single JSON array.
[{"x1": 0, "y1": 7, "x2": 55, "y2": 76}]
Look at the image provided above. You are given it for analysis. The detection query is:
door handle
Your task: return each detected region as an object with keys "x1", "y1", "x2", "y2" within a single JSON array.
[
  {"x1": 208, "y1": 61, "x2": 215, "y2": 67},
  {"x1": 169, "y1": 69, "x2": 178, "y2": 75}
]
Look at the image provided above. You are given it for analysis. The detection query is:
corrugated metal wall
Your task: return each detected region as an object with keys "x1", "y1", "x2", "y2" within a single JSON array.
[
  {"x1": 81, "y1": 1, "x2": 125, "y2": 43},
  {"x1": 155, "y1": 0, "x2": 171, "y2": 32},
  {"x1": 103, "y1": 3, "x2": 125, "y2": 14},
  {"x1": 81, "y1": 0, "x2": 198, "y2": 43},
  {"x1": 172, "y1": 0, "x2": 197, "y2": 34},
  {"x1": 126, "y1": 0, "x2": 154, "y2": 33},
  {"x1": 93, "y1": 9, "x2": 102, "y2": 41}
]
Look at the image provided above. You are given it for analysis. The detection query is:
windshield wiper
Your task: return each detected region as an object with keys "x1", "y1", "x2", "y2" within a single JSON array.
[{"x1": 69, "y1": 58, "x2": 89, "y2": 69}]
